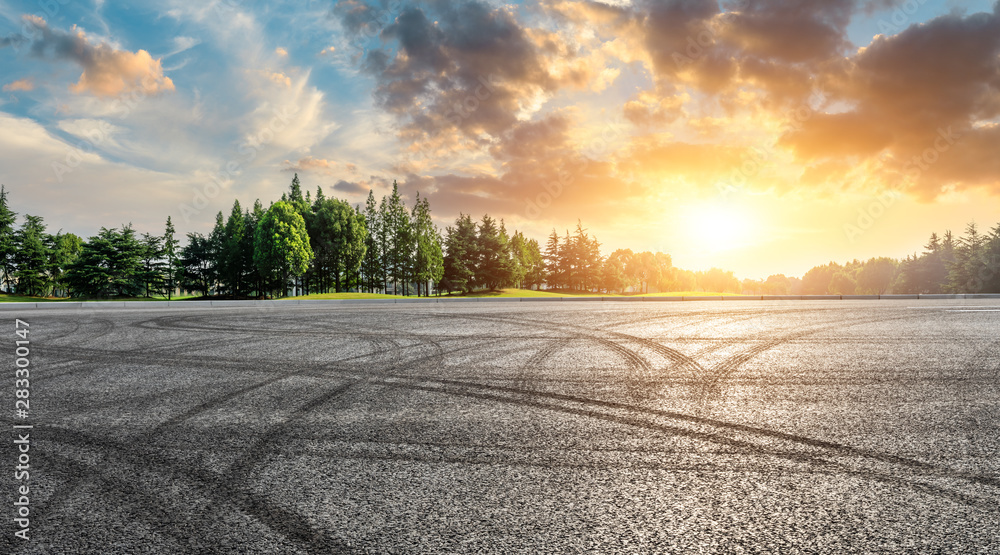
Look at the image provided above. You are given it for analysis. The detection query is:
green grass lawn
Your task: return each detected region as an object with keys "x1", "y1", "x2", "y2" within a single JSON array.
[
  {"x1": 0, "y1": 293, "x2": 66, "y2": 302},
  {"x1": 288, "y1": 292, "x2": 405, "y2": 300},
  {"x1": 0, "y1": 293, "x2": 201, "y2": 303},
  {"x1": 639, "y1": 291, "x2": 739, "y2": 297},
  {"x1": 2, "y1": 289, "x2": 742, "y2": 303},
  {"x1": 439, "y1": 288, "x2": 604, "y2": 298},
  {"x1": 440, "y1": 289, "x2": 740, "y2": 298}
]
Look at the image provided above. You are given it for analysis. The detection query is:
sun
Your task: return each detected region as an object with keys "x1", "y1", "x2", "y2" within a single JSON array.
[{"x1": 683, "y1": 203, "x2": 758, "y2": 253}]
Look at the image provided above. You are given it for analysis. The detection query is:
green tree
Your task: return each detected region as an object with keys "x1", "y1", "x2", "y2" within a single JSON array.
[
  {"x1": 383, "y1": 181, "x2": 414, "y2": 295},
  {"x1": 163, "y1": 216, "x2": 181, "y2": 299},
  {"x1": 857, "y1": 257, "x2": 897, "y2": 295},
  {"x1": 828, "y1": 270, "x2": 857, "y2": 295},
  {"x1": 522, "y1": 236, "x2": 545, "y2": 290},
  {"x1": 441, "y1": 213, "x2": 477, "y2": 294},
  {"x1": 66, "y1": 226, "x2": 144, "y2": 297},
  {"x1": 947, "y1": 222, "x2": 988, "y2": 293},
  {"x1": 138, "y1": 232, "x2": 166, "y2": 297},
  {"x1": 0, "y1": 185, "x2": 18, "y2": 292},
  {"x1": 245, "y1": 200, "x2": 266, "y2": 297},
  {"x1": 13, "y1": 215, "x2": 50, "y2": 296},
  {"x1": 544, "y1": 230, "x2": 561, "y2": 289},
  {"x1": 475, "y1": 215, "x2": 507, "y2": 290},
  {"x1": 801, "y1": 262, "x2": 841, "y2": 295},
  {"x1": 507, "y1": 230, "x2": 530, "y2": 289},
  {"x1": 180, "y1": 232, "x2": 216, "y2": 296},
  {"x1": 254, "y1": 201, "x2": 314, "y2": 297},
  {"x1": 601, "y1": 249, "x2": 633, "y2": 294},
  {"x1": 310, "y1": 197, "x2": 368, "y2": 292},
  {"x1": 411, "y1": 193, "x2": 443, "y2": 296},
  {"x1": 220, "y1": 200, "x2": 248, "y2": 296},
  {"x1": 48, "y1": 232, "x2": 83, "y2": 297},
  {"x1": 634, "y1": 251, "x2": 659, "y2": 294},
  {"x1": 362, "y1": 189, "x2": 384, "y2": 294}
]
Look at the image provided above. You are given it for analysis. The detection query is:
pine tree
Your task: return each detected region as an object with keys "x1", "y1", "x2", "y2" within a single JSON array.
[
  {"x1": 0, "y1": 185, "x2": 18, "y2": 292},
  {"x1": 411, "y1": 193, "x2": 443, "y2": 296},
  {"x1": 163, "y1": 216, "x2": 180, "y2": 299},
  {"x1": 476, "y1": 215, "x2": 505, "y2": 290},
  {"x1": 245, "y1": 201, "x2": 266, "y2": 297},
  {"x1": 362, "y1": 190, "x2": 383, "y2": 293},
  {"x1": 384, "y1": 181, "x2": 413, "y2": 295},
  {"x1": 222, "y1": 200, "x2": 247, "y2": 296},
  {"x1": 441, "y1": 214, "x2": 477, "y2": 294},
  {"x1": 13, "y1": 215, "x2": 50, "y2": 296},
  {"x1": 138, "y1": 232, "x2": 166, "y2": 297},
  {"x1": 544, "y1": 230, "x2": 560, "y2": 290},
  {"x1": 209, "y1": 211, "x2": 226, "y2": 295}
]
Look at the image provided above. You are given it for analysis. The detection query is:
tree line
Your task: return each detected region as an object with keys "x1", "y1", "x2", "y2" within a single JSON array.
[
  {"x1": 5, "y1": 177, "x2": 996, "y2": 299},
  {"x1": 797, "y1": 222, "x2": 1000, "y2": 295}
]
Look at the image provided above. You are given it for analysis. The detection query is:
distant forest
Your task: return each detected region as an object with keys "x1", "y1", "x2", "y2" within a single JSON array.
[{"x1": 1, "y1": 179, "x2": 997, "y2": 298}]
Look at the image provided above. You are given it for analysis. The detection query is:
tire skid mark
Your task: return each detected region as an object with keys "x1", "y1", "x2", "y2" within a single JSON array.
[
  {"x1": 697, "y1": 311, "x2": 934, "y2": 402},
  {"x1": 36, "y1": 332, "x2": 476, "y2": 551},
  {"x1": 425, "y1": 311, "x2": 695, "y2": 381},
  {"x1": 39, "y1": 425, "x2": 351, "y2": 554},
  {"x1": 377, "y1": 377, "x2": 1000, "y2": 507},
  {"x1": 33, "y1": 450, "x2": 263, "y2": 553}
]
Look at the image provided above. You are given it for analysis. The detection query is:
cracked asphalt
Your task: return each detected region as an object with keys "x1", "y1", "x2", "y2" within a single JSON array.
[{"x1": 2, "y1": 299, "x2": 999, "y2": 553}]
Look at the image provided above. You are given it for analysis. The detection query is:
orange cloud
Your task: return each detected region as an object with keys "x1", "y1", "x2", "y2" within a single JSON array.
[
  {"x1": 283, "y1": 156, "x2": 337, "y2": 173},
  {"x1": 15, "y1": 16, "x2": 174, "y2": 98},
  {"x1": 2, "y1": 78, "x2": 33, "y2": 92}
]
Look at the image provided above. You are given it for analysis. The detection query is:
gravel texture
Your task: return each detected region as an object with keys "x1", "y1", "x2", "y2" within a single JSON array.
[{"x1": 2, "y1": 300, "x2": 999, "y2": 553}]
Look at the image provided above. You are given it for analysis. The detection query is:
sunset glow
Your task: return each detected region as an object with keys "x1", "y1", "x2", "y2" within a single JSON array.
[{"x1": 684, "y1": 203, "x2": 758, "y2": 254}]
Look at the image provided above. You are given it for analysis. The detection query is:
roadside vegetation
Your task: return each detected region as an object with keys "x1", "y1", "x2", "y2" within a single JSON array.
[{"x1": 1, "y1": 177, "x2": 997, "y2": 302}]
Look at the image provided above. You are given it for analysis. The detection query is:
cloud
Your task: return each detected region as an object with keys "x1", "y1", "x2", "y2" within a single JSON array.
[
  {"x1": 781, "y1": 5, "x2": 1000, "y2": 195},
  {"x1": 259, "y1": 70, "x2": 292, "y2": 87},
  {"x1": 333, "y1": 179, "x2": 368, "y2": 195},
  {"x1": 335, "y1": 0, "x2": 571, "y2": 153},
  {"x1": 3, "y1": 78, "x2": 34, "y2": 92},
  {"x1": 275, "y1": 46, "x2": 288, "y2": 57},
  {"x1": 319, "y1": 46, "x2": 336, "y2": 55},
  {"x1": 1, "y1": 15, "x2": 174, "y2": 98},
  {"x1": 282, "y1": 156, "x2": 337, "y2": 173}
]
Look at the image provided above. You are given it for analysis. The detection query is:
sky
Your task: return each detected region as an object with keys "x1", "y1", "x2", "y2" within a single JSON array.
[{"x1": 1, "y1": 0, "x2": 999, "y2": 279}]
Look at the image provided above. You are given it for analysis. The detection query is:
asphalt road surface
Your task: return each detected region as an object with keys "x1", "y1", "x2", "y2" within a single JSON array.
[{"x1": 2, "y1": 300, "x2": 999, "y2": 553}]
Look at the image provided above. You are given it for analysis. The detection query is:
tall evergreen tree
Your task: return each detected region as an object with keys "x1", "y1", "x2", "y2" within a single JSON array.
[
  {"x1": 947, "y1": 222, "x2": 987, "y2": 293},
  {"x1": 13, "y1": 215, "x2": 50, "y2": 296},
  {"x1": 245, "y1": 200, "x2": 266, "y2": 297},
  {"x1": 221, "y1": 200, "x2": 247, "y2": 296},
  {"x1": 384, "y1": 181, "x2": 413, "y2": 294},
  {"x1": 441, "y1": 214, "x2": 477, "y2": 294},
  {"x1": 475, "y1": 215, "x2": 506, "y2": 290},
  {"x1": 180, "y1": 232, "x2": 216, "y2": 297},
  {"x1": 362, "y1": 189, "x2": 384, "y2": 294},
  {"x1": 66, "y1": 226, "x2": 144, "y2": 297},
  {"x1": 138, "y1": 232, "x2": 166, "y2": 297},
  {"x1": 163, "y1": 216, "x2": 181, "y2": 299},
  {"x1": 0, "y1": 185, "x2": 18, "y2": 292},
  {"x1": 411, "y1": 193, "x2": 444, "y2": 296},
  {"x1": 544, "y1": 230, "x2": 561, "y2": 289},
  {"x1": 522, "y1": 237, "x2": 545, "y2": 290}
]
